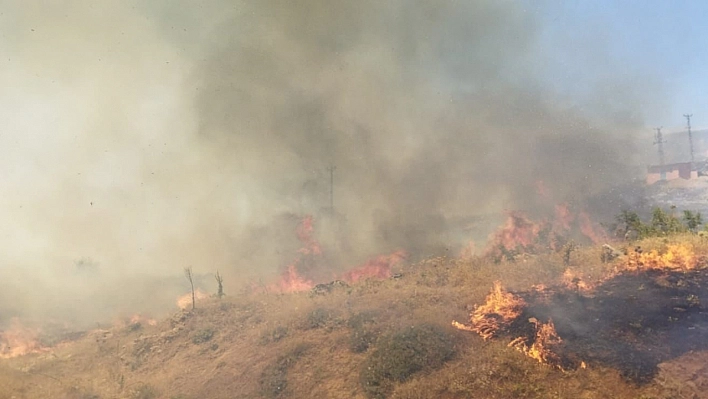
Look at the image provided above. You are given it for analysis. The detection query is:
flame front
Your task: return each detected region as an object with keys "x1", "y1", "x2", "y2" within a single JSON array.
[
  {"x1": 452, "y1": 281, "x2": 526, "y2": 340},
  {"x1": 484, "y1": 205, "x2": 609, "y2": 261},
  {"x1": 271, "y1": 216, "x2": 407, "y2": 292},
  {"x1": 0, "y1": 318, "x2": 49, "y2": 358},
  {"x1": 554, "y1": 203, "x2": 574, "y2": 231},
  {"x1": 176, "y1": 288, "x2": 210, "y2": 309},
  {"x1": 626, "y1": 243, "x2": 698, "y2": 271},
  {"x1": 509, "y1": 319, "x2": 563, "y2": 368},
  {"x1": 454, "y1": 282, "x2": 568, "y2": 369},
  {"x1": 276, "y1": 263, "x2": 315, "y2": 293},
  {"x1": 577, "y1": 211, "x2": 608, "y2": 244},
  {"x1": 296, "y1": 215, "x2": 322, "y2": 256},
  {"x1": 342, "y1": 250, "x2": 407, "y2": 283}
]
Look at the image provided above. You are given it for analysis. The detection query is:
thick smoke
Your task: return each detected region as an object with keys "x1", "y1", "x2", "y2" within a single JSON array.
[{"x1": 0, "y1": 1, "x2": 650, "y2": 327}]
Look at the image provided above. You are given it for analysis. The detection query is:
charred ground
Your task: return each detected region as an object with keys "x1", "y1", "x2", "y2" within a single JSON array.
[{"x1": 513, "y1": 267, "x2": 708, "y2": 383}]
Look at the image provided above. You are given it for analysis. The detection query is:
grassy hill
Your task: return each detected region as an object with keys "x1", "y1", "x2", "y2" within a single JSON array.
[{"x1": 2, "y1": 235, "x2": 708, "y2": 399}]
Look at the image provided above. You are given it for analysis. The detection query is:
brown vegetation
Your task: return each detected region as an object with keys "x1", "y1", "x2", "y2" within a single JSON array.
[{"x1": 2, "y1": 234, "x2": 708, "y2": 398}]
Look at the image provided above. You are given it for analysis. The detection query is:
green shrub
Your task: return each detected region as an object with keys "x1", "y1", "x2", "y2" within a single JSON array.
[
  {"x1": 616, "y1": 207, "x2": 700, "y2": 240},
  {"x1": 684, "y1": 210, "x2": 703, "y2": 232},
  {"x1": 360, "y1": 324, "x2": 457, "y2": 398},
  {"x1": 192, "y1": 328, "x2": 214, "y2": 344}
]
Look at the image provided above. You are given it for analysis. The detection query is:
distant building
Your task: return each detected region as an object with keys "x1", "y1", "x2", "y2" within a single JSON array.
[
  {"x1": 645, "y1": 128, "x2": 708, "y2": 185},
  {"x1": 646, "y1": 162, "x2": 696, "y2": 185}
]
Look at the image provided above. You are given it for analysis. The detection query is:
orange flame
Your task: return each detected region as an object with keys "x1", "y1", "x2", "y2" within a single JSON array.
[
  {"x1": 272, "y1": 216, "x2": 321, "y2": 292},
  {"x1": 454, "y1": 284, "x2": 571, "y2": 369},
  {"x1": 484, "y1": 205, "x2": 610, "y2": 261},
  {"x1": 562, "y1": 268, "x2": 594, "y2": 292},
  {"x1": 176, "y1": 288, "x2": 210, "y2": 309},
  {"x1": 554, "y1": 203, "x2": 574, "y2": 231},
  {"x1": 130, "y1": 314, "x2": 158, "y2": 327},
  {"x1": 624, "y1": 243, "x2": 698, "y2": 272},
  {"x1": 272, "y1": 216, "x2": 407, "y2": 292},
  {"x1": 296, "y1": 215, "x2": 322, "y2": 256},
  {"x1": 452, "y1": 281, "x2": 527, "y2": 340},
  {"x1": 275, "y1": 263, "x2": 315, "y2": 293},
  {"x1": 342, "y1": 250, "x2": 407, "y2": 283},
  {"x1": 578, "y1": 212, "x2": 608, "y2": 244},
  {"x1": 509, "y1": 318, "x2": 563, "y2": 368},
  {"x1": 0, "y1": 318, "x2": 50, "y2": 358},
  {"x1": 485, "y1": 212, "x2": 545, "y2": 258}
]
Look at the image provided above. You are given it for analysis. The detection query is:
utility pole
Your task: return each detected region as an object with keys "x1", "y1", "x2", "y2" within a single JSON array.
[
  {"x1": 684, "y1": 114, "x2": 695, "y2": 162},
  {"x1": 654, "y1": 127, "x2": 666, "y2": 167},
  {"x1": 327, "y1": 165, "x2": 336, "y2": 213}
]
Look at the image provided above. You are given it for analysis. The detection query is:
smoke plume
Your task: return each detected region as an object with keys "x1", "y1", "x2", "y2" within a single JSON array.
[{"x1": 0, "y1": 0, "x2": 650, "y2": 326}]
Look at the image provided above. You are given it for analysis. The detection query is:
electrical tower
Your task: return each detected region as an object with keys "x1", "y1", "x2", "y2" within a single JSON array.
[
  {"x1": 684, "y1": 114, "x2": 694, "y2": 162},
  {"x1": 327, "y1": 165, "x2": 336, "y2": 213},
  {"x1": 654, "y1": 127, "x2": 666, "y2": 167}
]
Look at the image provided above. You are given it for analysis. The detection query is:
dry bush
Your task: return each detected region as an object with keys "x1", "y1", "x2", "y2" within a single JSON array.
[
  {"x1": 259, "y1": 325, "x2": 289, "y2": 345},
  {"x1": 259, "y1": 343, "x2": 310, "y2": 398},
  {"x1": 347, "y1": 310, "x2": 380, "y2": 353},
  {"x1": 130, "y1": 383, "x2": 158, "y2": 399},
  {"x1": 360, "y1": 324, "x2": 457, "y2": 398},
  {"x1": 300, "y1": 307, "x2": 342, "y2": 331},
  {"x1": 191, "y1": 328, "x2": 214, "y2": 344}
]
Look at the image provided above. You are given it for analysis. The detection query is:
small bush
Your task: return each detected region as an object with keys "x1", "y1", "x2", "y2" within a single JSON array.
[
  {"x1": 130, "y1": 384, "x2": 158, "y2": 399},
  {"x1": 347, "y1": 311, "x2": 378, "y2": 329},
  {"x1": 615, "y1": 208, "x2": 700, "y2": 240},
  {"x1": 260, "y1": 325, "x2": 289, "y2": 345},
  {"x1": 259, "y1": 343, "x2": 309, "y2": 398},
  {"x1": 360, "y1": 324, "x2": 457, "y2": 398},
  {"x1": 347, "y1": 311, "x2": 379, "y2": 353},
  {"x1": 349, "y1": 328, "x2": 377, "y2": 353},
  {"x1": 302, "y1": 307, "x2": 335, "y2": 330},
  {"x1": 192, "y1": 328, "x2": 214, "y2": 344}
]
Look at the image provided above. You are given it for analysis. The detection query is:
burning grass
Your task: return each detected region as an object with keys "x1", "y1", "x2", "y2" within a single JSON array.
[
  {"x1": 451, "y1": 281, "x2": 526, "y2": 340},
  {"x1": 267, "y1": 216, "x2": 407, "y2": 294},
  {"x1": 176, "y1": 288, "x2": 211, "y2": 309},
  {"x1": 484, "y1": 205, "x2": 612, "y2": 263},
  {"x1": 456, "y1": 248, "x2": 708, "y2": 383},
  {"x1": 0, "y1": 319, "x2": 50, "y2": 358},
  {"x1": 507, "y1": 319, "x2": 564, "y2": 368},
  {"x1": 7, "y1": 231, "x2": 708, "y2": 398}
]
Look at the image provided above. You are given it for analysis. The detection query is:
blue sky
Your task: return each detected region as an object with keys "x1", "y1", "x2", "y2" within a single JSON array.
[{"x1": 531, "y1": 0, "x2": 708, "y2": 132}]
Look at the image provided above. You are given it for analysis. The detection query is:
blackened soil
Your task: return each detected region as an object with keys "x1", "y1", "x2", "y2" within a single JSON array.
[{"x1": 507, "y1": 269, "x2": 708, "y2": 383}]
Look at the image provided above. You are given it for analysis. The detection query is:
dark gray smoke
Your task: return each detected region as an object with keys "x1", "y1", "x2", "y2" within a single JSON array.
[
  {"x1": 180, "y1": 1, "x2": 647, "y2": 251},
  {"x1": 0, "y1": 0, "x2": 652, "y2": 327}
]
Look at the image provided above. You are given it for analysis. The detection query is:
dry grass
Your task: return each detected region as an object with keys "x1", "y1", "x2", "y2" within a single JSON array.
[{"x1": 1, "y1": 235, "x2": 705, "y2": 398}]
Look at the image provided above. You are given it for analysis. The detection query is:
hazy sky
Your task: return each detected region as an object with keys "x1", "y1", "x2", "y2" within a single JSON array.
[{"x1": 533, "y1": 0, "x2": 708, "y2": 134}]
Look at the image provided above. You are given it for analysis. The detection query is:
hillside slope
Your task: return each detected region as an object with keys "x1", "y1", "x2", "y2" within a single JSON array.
[{"x1": 3, "y1": 236, "x2": 708, "y2": 398}]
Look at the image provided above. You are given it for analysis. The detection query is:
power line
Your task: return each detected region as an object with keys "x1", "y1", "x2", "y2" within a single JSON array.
[
  {"x1": 684, "y1": 114, "x2": 694, "y2": 162},
  {"x1": 327, "y1": 165, "x2": 336, "y2": 213},
  {"x1": 653, "y1": 127, "x2": 666, "y2": 167}
]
